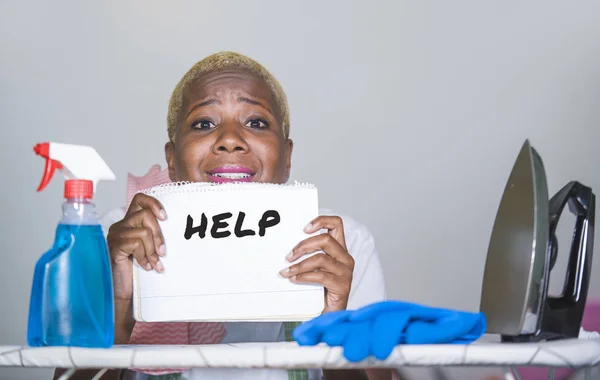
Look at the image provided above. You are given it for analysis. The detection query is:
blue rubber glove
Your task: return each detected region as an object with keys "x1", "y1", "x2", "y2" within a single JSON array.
[{"x1": 293, "y1": 301, "x2": 486, "y2": 362}]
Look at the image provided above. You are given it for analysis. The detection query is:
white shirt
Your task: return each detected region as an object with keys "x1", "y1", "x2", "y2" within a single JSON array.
[{"x1": 101, "y1": 207, "x2": 387, "y2": 380}]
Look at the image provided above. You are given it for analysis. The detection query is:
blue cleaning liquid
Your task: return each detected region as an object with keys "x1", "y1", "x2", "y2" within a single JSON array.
[{"x1": 27, "y1": 223, "x2": 114, "y2": 347}]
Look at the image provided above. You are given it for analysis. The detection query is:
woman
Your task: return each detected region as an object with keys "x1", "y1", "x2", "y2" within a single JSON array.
[{"x1": 56, "y1": 51, "x2": 390, "y2": 380}]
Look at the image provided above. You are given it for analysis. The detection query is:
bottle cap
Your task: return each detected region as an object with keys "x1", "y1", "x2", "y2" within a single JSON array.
[{"x1": 64, "y1": 179, "x2": 93, "y2": 199}]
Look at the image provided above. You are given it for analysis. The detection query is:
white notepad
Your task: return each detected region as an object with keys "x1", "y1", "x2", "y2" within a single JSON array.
[{"x1": 132, "y1": 181, "x2": 324, "y2": 322}]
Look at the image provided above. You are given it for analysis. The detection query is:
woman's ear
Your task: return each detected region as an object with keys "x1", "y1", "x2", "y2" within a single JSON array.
[
  {"x1": 284, "y1": 139, "x2": 293, "y2": 181},
  {"x1": 164, "y1": 141, "x2": 177, "y2": 182}
]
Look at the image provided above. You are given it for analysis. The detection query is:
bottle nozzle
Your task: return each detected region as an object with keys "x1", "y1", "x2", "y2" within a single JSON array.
[
  {"x1": 33, "y1": 142, "x2": 115, "y2": 195},
  {"x1": 33, "y1": 143, "x2": 46, "y2": 157},
  {"x1": 34, "y1": 143, "x2": 64, "y2": 192}
]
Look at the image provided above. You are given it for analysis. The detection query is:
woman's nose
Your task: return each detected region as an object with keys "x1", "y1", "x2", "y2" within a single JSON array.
[{"x1": 213, "y1": 122, "x2": 249, "y2": 154}]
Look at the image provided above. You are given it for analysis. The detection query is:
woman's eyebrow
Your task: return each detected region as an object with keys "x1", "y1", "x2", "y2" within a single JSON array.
[
  {"x1": 185, "y1": 97, "x2": 275, "y2": 118},
  {"x1": 186, "y1": 99, "x2": 219, "y2": 118},
  {"x1": 238, "y1": 97, "x2": 274, "y2": 116}
]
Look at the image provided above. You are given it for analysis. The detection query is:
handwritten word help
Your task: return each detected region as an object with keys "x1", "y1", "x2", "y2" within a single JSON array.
[{"x1": 184, "y1": 210, "x2": 281, "y2": 240}]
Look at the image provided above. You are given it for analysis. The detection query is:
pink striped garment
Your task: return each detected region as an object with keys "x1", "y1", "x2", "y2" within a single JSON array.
[{"x1": 125, "y1": 164, "x2": 227, "y2": 375}]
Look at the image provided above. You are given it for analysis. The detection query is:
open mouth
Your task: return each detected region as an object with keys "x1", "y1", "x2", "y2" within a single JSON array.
[
  {"x1": 207, "y1": 167, "x2": 256, "y2": 183},
  {"x1": 211, "y1": 173, "x2": 252, "y2": 179}
]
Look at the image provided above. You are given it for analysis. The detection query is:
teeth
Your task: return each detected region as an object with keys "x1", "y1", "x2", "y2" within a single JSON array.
[{"x1": 213, "y1": 173, "x2": 252, "y2": 179}]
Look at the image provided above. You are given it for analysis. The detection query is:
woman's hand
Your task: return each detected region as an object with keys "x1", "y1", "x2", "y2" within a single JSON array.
[
  {"x1": 106, "y1": 193, "x2": 167, "y2": 302},
  {"x1": 279, "y1": 215, "x2": 354, "y2": 312}
]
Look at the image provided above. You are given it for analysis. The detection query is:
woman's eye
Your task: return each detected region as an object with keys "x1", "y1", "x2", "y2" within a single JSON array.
[
  {"x1": 191, "y1": 120, "x2": 216, "y2": 130},
  {"x1": 246, "y1": 119, "x2": 268, "y2": 129}
]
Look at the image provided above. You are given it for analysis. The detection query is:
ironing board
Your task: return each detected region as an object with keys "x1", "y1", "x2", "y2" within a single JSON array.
[{"x1": 1, "y1": 338, "x2": 599, "y2": 379}]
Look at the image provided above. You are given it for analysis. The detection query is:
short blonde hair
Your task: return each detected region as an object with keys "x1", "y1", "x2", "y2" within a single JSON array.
[{"x1": 167, "y1": 51, "x2": 290, "y2": 142}]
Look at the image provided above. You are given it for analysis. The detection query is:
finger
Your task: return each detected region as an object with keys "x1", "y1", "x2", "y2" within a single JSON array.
[
  {"x1": 112, "y1": 237, "x2": 152, "y2": 271},
  {"x1": 120, "y1": 227, "x2": 164, "y2": 272},
  {"x1": 116, "y1": 227, "x2": 164, "y2": 273},
  {"x1": 288, "y1": 234, "x2": 354, "y2": 268},
  {"x1": 126, "y1": 193, "x2": 167, "y2": 221},
  {"x1": 280, "y1": 253, "x2": 349, "y2": 279},
  {"x1": 124, "y1": 209, "x2": 166, "y2": 257},
  {"x1": 304, "y1": 215, "x2": 346, "y2": 250},
  {"x1": 290, "y1": 271, "x2": 346, "y2": 292}
]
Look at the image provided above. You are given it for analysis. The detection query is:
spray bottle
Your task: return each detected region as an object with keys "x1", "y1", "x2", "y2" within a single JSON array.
[{"x1": 27, "y1": 142, "x2": 116, "y2": 348}]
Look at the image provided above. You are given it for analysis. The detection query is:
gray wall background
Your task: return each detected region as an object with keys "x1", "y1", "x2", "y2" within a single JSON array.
[{"x1": 1, "y1": 1, "x2": 599, "y2": 378}]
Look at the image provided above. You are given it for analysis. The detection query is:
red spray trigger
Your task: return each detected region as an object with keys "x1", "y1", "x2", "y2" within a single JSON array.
[{"x1": 34, "y1": 143, "x2": 63, "y2": 192}]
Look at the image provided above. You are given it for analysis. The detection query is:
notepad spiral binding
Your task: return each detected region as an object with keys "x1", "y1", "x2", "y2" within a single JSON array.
[{"x1": 138, "y1": 180, "x2": 317, "y2": 197}]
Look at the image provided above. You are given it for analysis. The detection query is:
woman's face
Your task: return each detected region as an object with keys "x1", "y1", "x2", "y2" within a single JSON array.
[{"x1": 165, "y1": 69, "x2": 293, "y2": 184}]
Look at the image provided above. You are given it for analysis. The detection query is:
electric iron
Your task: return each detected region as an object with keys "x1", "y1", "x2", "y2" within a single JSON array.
[{"x1": 480, "y1": 139, "x2": 595, "y2": 342}]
